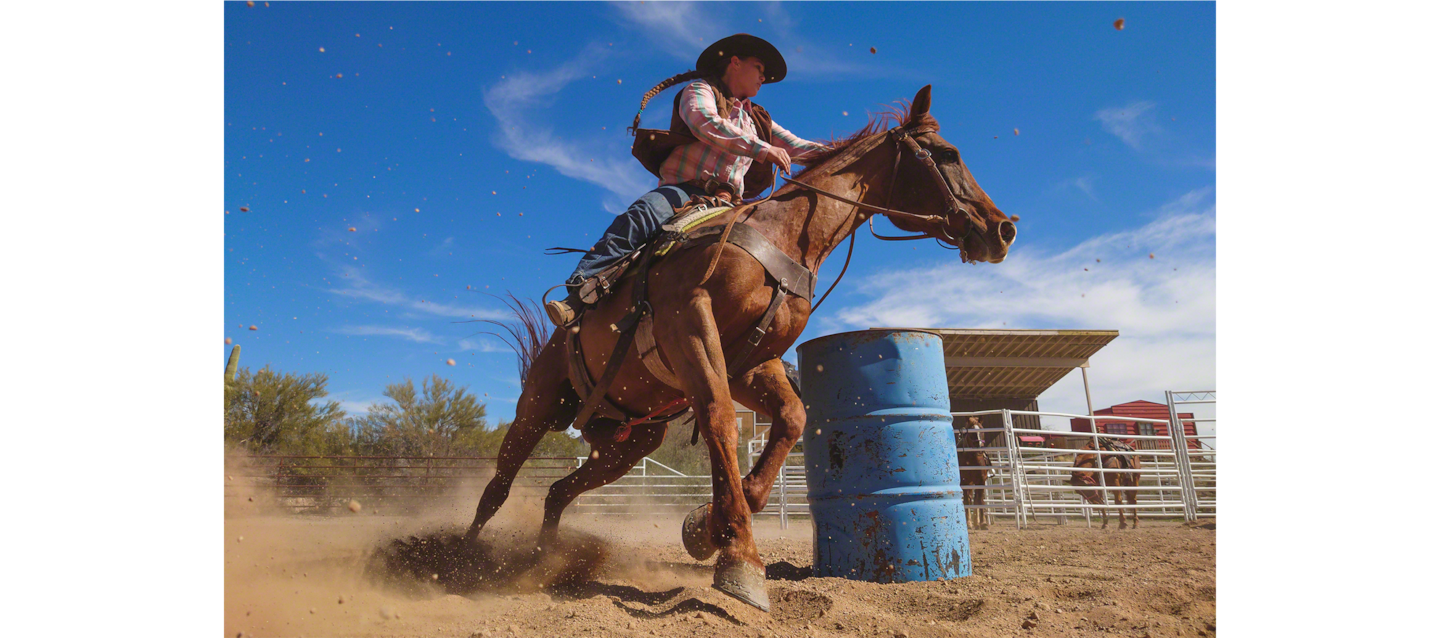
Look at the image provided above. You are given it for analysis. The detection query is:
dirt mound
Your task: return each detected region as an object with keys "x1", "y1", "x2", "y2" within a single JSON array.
[{"x1": 367, "y1": 528, "x2": 609, "y2": 596}]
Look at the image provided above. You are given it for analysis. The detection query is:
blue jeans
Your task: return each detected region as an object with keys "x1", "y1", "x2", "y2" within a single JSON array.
[{"x1": 565, "y1": 183, "x2": 706, "y2": 286}]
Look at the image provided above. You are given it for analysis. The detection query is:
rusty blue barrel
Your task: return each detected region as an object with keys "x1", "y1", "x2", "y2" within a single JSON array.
[{"x1": 797, "y1": 329, "x2": 971, "y2": 582}]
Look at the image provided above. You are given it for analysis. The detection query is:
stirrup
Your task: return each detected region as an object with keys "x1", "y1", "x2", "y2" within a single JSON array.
[{"x1": 545, "y1": 299, "x2": 576, "y2": 327}]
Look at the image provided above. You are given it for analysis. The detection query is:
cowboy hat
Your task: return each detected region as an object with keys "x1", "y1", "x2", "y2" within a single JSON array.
[{"x1": 696, "y1": 33, "x2": 787, "y2": 84}]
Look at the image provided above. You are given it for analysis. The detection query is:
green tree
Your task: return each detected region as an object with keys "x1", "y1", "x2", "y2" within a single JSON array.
[
  {"x1": 224, "y1": 365, "x2": 349, "y2": 455},
  {"x1": 352, "y1": 375, "x2": 493, "y2": 457}
]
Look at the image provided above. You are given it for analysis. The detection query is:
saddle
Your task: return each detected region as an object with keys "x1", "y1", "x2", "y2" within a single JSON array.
[
  {"x1": 574, "y1": 195, "x2": 734, "y2": 306},
  {"x1": 1095, "y1": 437, "x2": 1138, "y2": 471},
  {"x1": 560, "y1": 198, "x2": 816, "y2": 441}
]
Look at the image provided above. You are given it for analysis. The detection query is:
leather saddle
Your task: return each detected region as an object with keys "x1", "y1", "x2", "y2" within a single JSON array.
[{"x1": 561, "y1": 199, "x2": 815, "y2": 434}]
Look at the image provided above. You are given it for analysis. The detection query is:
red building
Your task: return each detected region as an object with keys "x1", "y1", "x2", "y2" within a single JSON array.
[{"x1": 1068, "y1": 400, "x2": 1199, "y2": 449}]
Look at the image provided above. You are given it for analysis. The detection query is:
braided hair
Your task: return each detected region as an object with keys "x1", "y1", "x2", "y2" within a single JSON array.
[{"x1": 628, "y1": 70, "x2": 731, "y2": 135}]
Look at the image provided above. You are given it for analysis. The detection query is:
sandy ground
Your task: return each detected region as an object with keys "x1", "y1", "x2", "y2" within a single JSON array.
[{"x1": 225, "y1": 495, "x2": 1214, "y2": 638}]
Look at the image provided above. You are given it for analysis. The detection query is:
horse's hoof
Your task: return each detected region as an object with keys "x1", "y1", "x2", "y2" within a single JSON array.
[
  {"x1": 682, "y1": 503, "x2": 717, "y2": 561},
  {"x1": 713, "y1": 561, "x2": 770, "y2": 613}
]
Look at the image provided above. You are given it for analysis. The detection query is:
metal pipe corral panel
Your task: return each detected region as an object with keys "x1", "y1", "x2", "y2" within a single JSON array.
[{"x1": 798, "y1": 329, "x2": 971, "y2": 583}]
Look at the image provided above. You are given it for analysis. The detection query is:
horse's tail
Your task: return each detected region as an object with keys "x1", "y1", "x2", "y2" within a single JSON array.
[{"x1": 479, "y1": 293, "x2": 549, "y2": 384}]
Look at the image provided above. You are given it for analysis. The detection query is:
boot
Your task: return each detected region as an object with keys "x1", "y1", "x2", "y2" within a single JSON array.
[{"x1": 545, "y1": 289, "x2": 583, "y2": 327}]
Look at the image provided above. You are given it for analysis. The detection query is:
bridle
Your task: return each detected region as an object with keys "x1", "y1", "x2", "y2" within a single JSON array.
[{"x1": 783, "y1": 122, "x2": 991, "y2": 260}]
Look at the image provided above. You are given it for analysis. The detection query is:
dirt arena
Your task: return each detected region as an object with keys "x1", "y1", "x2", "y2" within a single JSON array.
[{"x1": 225, "y1": 494, "x2": 1214, "y2": 638}]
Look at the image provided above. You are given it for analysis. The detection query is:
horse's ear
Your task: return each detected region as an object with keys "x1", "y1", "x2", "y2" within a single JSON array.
[{"x1": 909, "y1": 85, "x2": 932, "y2": 121}]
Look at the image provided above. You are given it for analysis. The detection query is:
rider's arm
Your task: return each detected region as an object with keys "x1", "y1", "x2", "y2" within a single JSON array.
[
  {"x1": 768, "y1": 120, "x2": 829, "y2": 164},
  {"x1": 678, "y1": 82, "x2": 771, "y2": 160}
]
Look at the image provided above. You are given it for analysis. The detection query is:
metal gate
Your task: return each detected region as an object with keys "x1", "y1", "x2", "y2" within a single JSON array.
[{"x1": 952, "y1": 390, "x2": 1216, "y2": 527}]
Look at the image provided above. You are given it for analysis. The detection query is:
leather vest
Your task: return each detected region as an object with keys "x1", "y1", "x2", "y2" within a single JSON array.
[{"x1": 630, "y1": 79, "x2": 776, "y2": 200}]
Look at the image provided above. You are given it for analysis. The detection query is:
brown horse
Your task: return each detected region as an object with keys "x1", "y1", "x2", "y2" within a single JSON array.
[
  {"x1": 464, "y1": 86, "x2": 1016, "y2": 611},
  {"x1": 958, "y1": 417, "x2": 993, "y2": 530},
  {"x1": 1070, "y1": 439, "x2": 1142, "y2": 529}
]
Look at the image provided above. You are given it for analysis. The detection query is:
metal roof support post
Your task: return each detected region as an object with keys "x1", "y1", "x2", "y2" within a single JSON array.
[
  {"x1": 1166, "y1": 391, "x2": 1198, "y2": 522},
  {"x1": 1082, "y1": 380, "x2": 1105, "y2": 529},
  {"x1": 1077, "y1": 364, "x2": 1104, "y2": 527}
]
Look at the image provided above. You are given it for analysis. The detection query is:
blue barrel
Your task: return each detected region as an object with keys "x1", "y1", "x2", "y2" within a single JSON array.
[{"x1": 797, "y1": 329, "x2": 971, "y2": 582}]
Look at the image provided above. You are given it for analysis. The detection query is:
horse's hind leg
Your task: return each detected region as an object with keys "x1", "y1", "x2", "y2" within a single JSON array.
[
  {"x1": 1100, "y1": 482, "x2": 1110, "y2": 530},
  {"x1": 1128, "y1": 480, "x2": 1140, "y2": 529},
  {"x1": 730, "y1": 358, "x2": 804, "y2": 513},
  {"x1": 538, "y1": 421, "x2": 667, "y2": 547},
  {"x1": 1111, "y1": 486, "x2": 1123, "y2": 532},
  {"x1": 465, "y1": 330, "x2": 578, "y2": 541}
]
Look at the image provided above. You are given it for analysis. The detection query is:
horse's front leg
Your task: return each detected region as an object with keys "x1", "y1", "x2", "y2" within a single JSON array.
[
  {"x1": 730, "y1": 358, "x2": 805, "y2": 513},
  {"x1": 661, "y1": 293, "x2": 768, "y2": 612}
]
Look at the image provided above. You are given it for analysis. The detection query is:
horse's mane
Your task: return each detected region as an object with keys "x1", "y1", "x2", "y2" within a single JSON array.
[{"x1": 792, "y1": 99, "x2": 939, "y2": 178}]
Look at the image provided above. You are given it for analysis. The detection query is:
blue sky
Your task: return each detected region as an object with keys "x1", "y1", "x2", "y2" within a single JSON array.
[{"x1": 224, "y1": 1, "x2": 1216, "y2": 425}]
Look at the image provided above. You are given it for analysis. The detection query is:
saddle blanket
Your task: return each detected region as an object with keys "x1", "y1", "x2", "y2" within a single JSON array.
[
  {"x1": 576, "y1": 203, "x2": 733, "y2": 304},
  {"x1": 656, "y1": 204, "x2": 732, "y2": 254}
]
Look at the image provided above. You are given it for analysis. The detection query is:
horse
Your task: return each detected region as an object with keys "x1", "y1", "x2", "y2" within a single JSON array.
[
  {"x1": 463, "y1": 85, "x2": 1017, "y2": 612},
  {"x1": 957, "y1": 417, "x2": 993, "y2": 530},
  {"x1": 1070, "y1": 439, "x2": 1142, "y2": 529}
]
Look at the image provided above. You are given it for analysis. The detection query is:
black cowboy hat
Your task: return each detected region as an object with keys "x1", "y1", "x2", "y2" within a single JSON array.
[{"x1": 696, "y1": 33, "x2": 787, "y2": 84}]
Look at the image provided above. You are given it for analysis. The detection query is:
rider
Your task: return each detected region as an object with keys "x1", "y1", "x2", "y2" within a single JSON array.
[{"x1": 544, "y1": 33, "x2": 829, "y2": 326}]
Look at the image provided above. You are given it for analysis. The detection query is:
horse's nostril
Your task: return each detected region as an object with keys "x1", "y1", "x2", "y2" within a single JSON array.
[{"x1": 998, "y1": 220, "x2": 1017, "y2": 244}]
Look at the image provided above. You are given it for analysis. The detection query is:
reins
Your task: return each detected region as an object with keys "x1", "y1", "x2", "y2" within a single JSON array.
[
  {"x1": 782, "y1": 123, "x2": 989, "y2": 245},
  {"x1": 701, "y1": 121, "x2": 990, "y2": 309}
]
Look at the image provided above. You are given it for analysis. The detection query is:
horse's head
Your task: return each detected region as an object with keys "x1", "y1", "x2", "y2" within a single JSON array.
[
  {"x1": 880, "y1": 86, "x2": 1017, "y2": 264},
  {"x1": 961, "y1": 416, "x2": 985, "y2": 447},
  {"x1": 1070, "y1": 453, "x2": 1106, "y2": 504}
]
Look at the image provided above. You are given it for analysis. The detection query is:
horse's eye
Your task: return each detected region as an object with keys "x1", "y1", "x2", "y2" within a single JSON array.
[{"x1": 935, "y1": 149, "x2": 960, "y2": 164}]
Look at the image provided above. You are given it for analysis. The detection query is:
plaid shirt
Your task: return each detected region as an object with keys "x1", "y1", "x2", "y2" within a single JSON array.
[{"x1": 658, "y1": 80, "x2": 827, "y2": 196}]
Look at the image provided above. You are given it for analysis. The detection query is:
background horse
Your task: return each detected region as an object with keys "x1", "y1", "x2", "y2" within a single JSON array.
[
  {"x1": 464, "y1": 85, "x2": 1017, "y2": 612},
  {"x1": 957, "y1": 416, "x2": 993, "y2": 530},
  {"x1": 1070, "y1": 439, "x2": 1142, "y2": 529}
]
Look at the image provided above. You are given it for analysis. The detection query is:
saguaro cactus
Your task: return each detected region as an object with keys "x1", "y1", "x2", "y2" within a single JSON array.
[{"x1": 225, "y1": 344, "x2": 241, "y2": 385}]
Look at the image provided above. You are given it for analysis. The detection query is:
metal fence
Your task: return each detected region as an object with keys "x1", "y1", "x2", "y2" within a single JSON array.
[
  {"x1": 953, "y1": 390, "x2": 1217, "y2": 528},
  {"x1": 224, "y1": 454, "x2": 722, "y2": 515},
  {"x1": 227, "y1": 391, "x2": 1213, "y2": 529}
]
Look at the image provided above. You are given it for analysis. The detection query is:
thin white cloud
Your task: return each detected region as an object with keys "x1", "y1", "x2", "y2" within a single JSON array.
[
  {"x1": 458, "y1": 337, "x2": 511, "y2": 353},
  {"x1": 1186, "y1": 155, "x2": 1221, "y2": 171},
  {"x1": 481, "y1": 44, "x2": 654, "y2": 211},
  {"x1": 312, "y1": 224, "x2": 509, "y2": 321},
  {"x1": 427, "y1": 237, "x2": 455, "y2": 257},
  {"x1": 1059, "y1": 176, "x2": 1100, "y2": 202},
  {"x1": 1096, "y1": 101, "x2": 1162, "y2": 151},
  {"x1": 323, "y1": 268, "x2": 510, "y2": 321},
  {"x1": 333, "y1": 325, "x2": 444, "y2": 344},
  {"x1": 611, "y1": 1, "x2": 896, "y2": 83},
  {"x1": 610, "y1": 1, "x2": 725, "y2": 61},
  {"x1": 828, "y1": 188, "x2": 1215, "y2": 417}
]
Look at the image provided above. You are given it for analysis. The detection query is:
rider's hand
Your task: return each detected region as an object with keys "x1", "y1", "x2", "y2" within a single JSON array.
[{"x1": 762, "y1": 146, "x2": 792, "y2": 175}]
